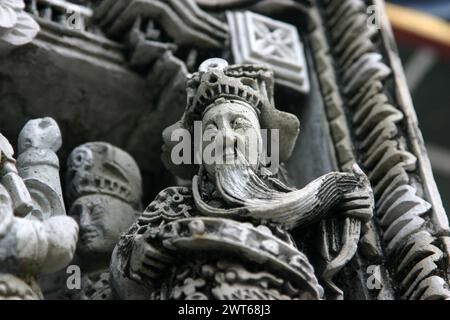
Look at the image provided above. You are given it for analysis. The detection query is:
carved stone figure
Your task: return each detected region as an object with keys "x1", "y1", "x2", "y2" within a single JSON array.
[
  {"x1": 0, "y1": 118, "x2": 78, "y2": 300},
  {"x1": 1, "y1": 0, "x2": 449, "y2": 301},
  {"x1": 109, "y1": 59, "x2": 374, "y2": 300},
  {"x1": 65, "y1": 142, "x2": 143, "y2": 300}
]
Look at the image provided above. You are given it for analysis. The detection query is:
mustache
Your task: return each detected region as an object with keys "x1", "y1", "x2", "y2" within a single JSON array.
[
  {"x1": 215, "y1": 156, "x2": 282, "y2": 206},
  {"x1": 79, "y1": 226, "x2": 100, "y2": 244},
  {"x1": 193, "y1": 150, "x2": 328, "y2": 230}
]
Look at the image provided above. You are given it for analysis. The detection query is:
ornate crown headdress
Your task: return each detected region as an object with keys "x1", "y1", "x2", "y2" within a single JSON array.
[
  {"x1": 183, "y1": 58, "x2": 275, "y2": 129},
  {"x1": 66, "y1": 142, "x2": 142, "y2": 210},
  {"x1": 162, "y1": 58, "x2": 300, "y2": 179}
]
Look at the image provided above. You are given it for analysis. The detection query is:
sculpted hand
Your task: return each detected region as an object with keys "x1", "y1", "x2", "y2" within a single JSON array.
[
  {"x1": 12, "y1": 214, "x2": 78, "y2": 274},
  {"x1": 129, "y1": 232, "x2": 173, "y2": 282},
  {"x1": 42, "y1": 216, "x2": 79, "y2": 273},
  {"x1": 337, "y1": 164, "x2": 374, "y2": 223},
  {"x1": 94, "y1": 0, "x2": 228, "y2": 49}
]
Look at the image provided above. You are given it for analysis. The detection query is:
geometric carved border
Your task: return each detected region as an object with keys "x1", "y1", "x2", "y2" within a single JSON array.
[
  {"x1": 308, "y1": 0, "x2": 450, "y2": 300},
  {"x1": 227, "y1": 10, "x2": 310, "y2": 94}
]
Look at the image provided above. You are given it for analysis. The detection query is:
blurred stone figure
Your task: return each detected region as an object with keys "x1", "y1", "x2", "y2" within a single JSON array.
[
  {"x1": 17, "y1": 118, "x2": 67, "y2": 220},
  {"x1": 65, "y1": 142, "x2": 143, "y2": 299},
  {"x1": 0, "y1": 118, "x2": 78, "y2": 300}
]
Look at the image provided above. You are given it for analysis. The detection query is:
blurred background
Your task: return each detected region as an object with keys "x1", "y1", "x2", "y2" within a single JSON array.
[{"x1": 386, "y1": 0, "x2": 450, "y2": 214}]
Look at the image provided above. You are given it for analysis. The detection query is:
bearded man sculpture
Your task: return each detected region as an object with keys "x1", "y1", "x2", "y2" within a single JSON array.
[
  {"x1": 65, "y1": 142, "x2": 143, "y2": 300},
  {"x1": 110, "y1": 59, "x2": 374, "y2": 300}
]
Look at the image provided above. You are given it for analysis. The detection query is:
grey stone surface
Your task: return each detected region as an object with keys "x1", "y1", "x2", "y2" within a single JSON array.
[
  {"x1": 0, "y1": 40, "x2": 184, "y2": 203},
  {"x1": 0, "y1": 0, "x2": 447, "y2": 301}
]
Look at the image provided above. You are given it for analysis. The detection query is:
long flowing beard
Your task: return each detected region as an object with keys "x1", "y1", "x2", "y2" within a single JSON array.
[
  {"x1": 193, "y1": 150, "x2": 333, "y2": 229},
  {"x1": 214, "y1": 151, "x2": 289, "y2": 207}
]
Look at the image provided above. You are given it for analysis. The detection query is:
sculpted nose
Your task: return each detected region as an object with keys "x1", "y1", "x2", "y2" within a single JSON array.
[
  {"x1": 219, "y1": 128, "x2": 237, "y2": 150},
  {"x1": 79, "y1": 210, "x2": 91, "y2": 229}
]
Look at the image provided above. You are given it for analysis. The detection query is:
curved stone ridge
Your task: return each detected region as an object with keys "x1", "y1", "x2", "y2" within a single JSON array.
[
  {"x1": 306, "y1": 1, "x2": 384, "y2": 300},
  {"x1": 318, "y1": 0, "x2": 450, "y2": 300}
]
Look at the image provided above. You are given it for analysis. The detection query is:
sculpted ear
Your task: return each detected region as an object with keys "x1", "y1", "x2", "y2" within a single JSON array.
[
  {"x1": 161, "y1": 121, "x2": 198, "y2": 180},
  {"x1": 260, "y1": 105, "x2": 300, "y2": 163}
]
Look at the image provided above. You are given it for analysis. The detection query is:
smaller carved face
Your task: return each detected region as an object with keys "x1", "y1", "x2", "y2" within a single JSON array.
[
  {"x1": 202, "y1": 101, "x2": 263, "y2": 176},
  {"x1": 69, "y1": 195, "x2": 136, "y2": 260}
]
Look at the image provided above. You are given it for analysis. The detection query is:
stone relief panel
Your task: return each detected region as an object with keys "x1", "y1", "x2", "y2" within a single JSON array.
[
  {"x1": 227, "y1": 11, "x2": 310, "y2": 94},
  {"x1": 0, "y1": 0, "x2": 448, "y2": 301}
]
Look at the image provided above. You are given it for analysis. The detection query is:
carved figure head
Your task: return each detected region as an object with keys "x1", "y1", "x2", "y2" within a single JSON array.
[
  {"x1": 200, "y1": 98, "x2": 264, "y2": 176},
  {"x1": 66, "y1": 142, "x2": 142, "y2": 261},
  {"x1": 162, "y1": 58, "x2": 300, "y2": 179}
]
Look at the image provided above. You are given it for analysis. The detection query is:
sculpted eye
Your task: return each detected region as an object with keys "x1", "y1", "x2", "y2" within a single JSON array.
[
  {"x1": 87, "y1": 204, "x2": 105, "y2": 222},
  {"x1": 204, "y1": 123, "x2": 218, "y2": 132},
  {"x1": 70, "y1": 204, "x2": 83, "y2": 217},
  {"x1": 69, "y1": 147, "x2": 93, "y2": 170},
  {"x1": 69, "y1": 204, "x2": 83, "y2": 224},
  {"x1": 233, "y1": 118, "x2": 251, "y2": 129}
]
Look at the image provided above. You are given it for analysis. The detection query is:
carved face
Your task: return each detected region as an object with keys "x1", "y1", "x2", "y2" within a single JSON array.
[
  {"x1": 202, "y1": 101, "x2": 263, "y2": 176},
  {"x1": 69, "y1": 195, "x2": 136, "y2": 260}
]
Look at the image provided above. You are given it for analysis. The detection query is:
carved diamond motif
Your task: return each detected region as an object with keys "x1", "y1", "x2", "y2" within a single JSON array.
[{"x1": 227, "y1": 11, "x2": 310, "y2": 94}]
